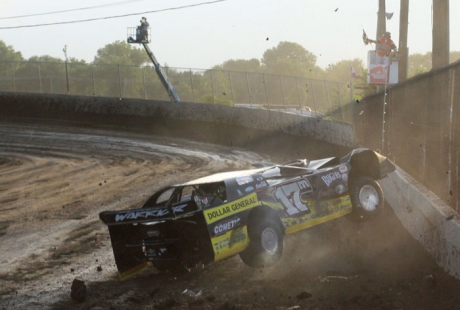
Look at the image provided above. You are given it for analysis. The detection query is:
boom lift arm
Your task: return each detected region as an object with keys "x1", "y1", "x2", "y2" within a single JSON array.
[
  {"x1": 142, "y1": 43, "x2": 180, "y2": 102},
  {"x1": 127, "y1": 26, "x2": 180, "y2": 102}
]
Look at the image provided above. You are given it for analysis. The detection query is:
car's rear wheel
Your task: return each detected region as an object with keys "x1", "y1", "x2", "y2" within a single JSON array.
[
  {"x1": 239, "y1": 218, "x2": 283, "y2": 268},
  {"x1": 348, "y1": 176, "x2": 384, "y2": 222}
]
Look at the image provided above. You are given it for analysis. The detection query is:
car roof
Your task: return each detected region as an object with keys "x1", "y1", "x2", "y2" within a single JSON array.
[
  {"x1": 177, "y1": 166, "x2": 271, "y2": 186},
  {"x1": 176, "y1": 160, "x2": 321, "y2": 187}
]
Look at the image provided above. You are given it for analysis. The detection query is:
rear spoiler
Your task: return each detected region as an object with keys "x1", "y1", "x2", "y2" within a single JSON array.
[{"x1": 99, "y1": 203, "x2": 191, "y2": 226}]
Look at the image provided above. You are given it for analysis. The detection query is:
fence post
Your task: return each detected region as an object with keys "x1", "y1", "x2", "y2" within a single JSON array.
[
  {"x1": 11, "y1": 62, "x2": 15, "y2": 92},
  {"x1": 279, "y1": 75, "x2": 286, "y2": 112},
  {"x1": 295, "y1": 78, "x2": 302, "y2": 115},
  {"x1": 246, "y1": 72, "x2": 252, "y2": 107},
  {"x1": 263, "y1": 74, "x2": 270, "y2": 110},
  {"x1": 337, "y1": 82, "x2": 345, "y2": 123},
  {"x1": 325, "y1": 81, "x2": 333, "y2": 122},
  {"x1": 64, "y1": 61, "x2": 69, "y2": 94},
  {"x1": 92, "y1": 65, "x2": 96, "y2": 96},
  {"x1": 310, "y1": 79, "x2": 318, "y2": 117},
  {"x1": 350, "y1": 81, "x2": 355, "y2": 127},
  {"x1": 142, "y1": 66, "x2": 147, "y2": 99},
  {"x1": 189, "y1": 69, "x2": 195, "y2": 102},
  {"x1": 37, "y1": 62, "x2": 43, "y2": 94},
  {"x1": 228, "y1": 71, "x2": 234, "y2": 104},
  {"x1": 118, "y1": 65, "x2": 122, "y2": 98},
  {"x1": 350, "y1": 80, "x2": 353, "y2": 102},
  {"x1": 210, "y1": 70, "x2": 215, "y2": 104}
]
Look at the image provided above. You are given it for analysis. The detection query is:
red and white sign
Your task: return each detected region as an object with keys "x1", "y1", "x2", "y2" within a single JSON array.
[{"x1": 368, "y1": 65, "x2": 388, "y2": 84}]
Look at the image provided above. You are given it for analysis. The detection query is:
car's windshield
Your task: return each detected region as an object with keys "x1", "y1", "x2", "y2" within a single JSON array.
[{"x1": 193, "y1": 182, "x2": 227, "y2": 209}]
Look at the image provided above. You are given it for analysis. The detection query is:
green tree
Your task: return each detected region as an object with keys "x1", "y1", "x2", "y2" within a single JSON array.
[
  {"x1": 209, "y1": 59, "x2": 263, "y2": 105},
  {"x1": 0, "y1": 41, "x2": 24, "y2": 91},
  {"x1": 258, "y1": 42, "x2": 324, "y2": 108},
  {"x1": 325, "y1": 59, "x2": 364, "y2": 81},
  {"x1": 450, "y1": 51, "x2": 460, "y2": 64},
  {"x1": 408, "y1": 52, "x2": 431, "y2": 78},
  {"x1": 261, "y1": 42, "x2": 322, "y2": 76},
  {"x1": 219, "y1": 59, "x2": 261, "y2": 72},
  {"x1": 93, "y1": 40, "x2": 148, "y2": 66},
  {"x1": 0, "y1": 40, "x2": 23, "y2": 61},
  {"x1": 24, "y1": 56, "x2": 67, "y2": 94},
  {"x1": 92, "y1": 41, "x2": 149, "y2": 97},
  {"x1": 324, "y1": 59, "x2": 361, "y2": 99},
  {"x1": 407, "y1": 51, "x2": 460, "y2": 79},
  {"x1": 262, "y1": 42, "x2": 316, "y2": 68}
]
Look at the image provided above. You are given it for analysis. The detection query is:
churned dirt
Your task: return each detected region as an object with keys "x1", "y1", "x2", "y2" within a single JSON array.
[{"x1": 0, "y1": 117, "x2": 460, "y2": 310}]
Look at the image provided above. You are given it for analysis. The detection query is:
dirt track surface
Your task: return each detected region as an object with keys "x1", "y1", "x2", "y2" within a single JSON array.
[{"x1": 1, "y1": 119, "x2": 460, "y2": 310}]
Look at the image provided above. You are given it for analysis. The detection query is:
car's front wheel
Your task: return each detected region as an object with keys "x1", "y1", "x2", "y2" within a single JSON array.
[
  {"x1": 239, "y1": 217, "x2": 283, "y2": 268},
  {"x1": 348, "y1": 176, "x2": 384, "y2": 222}
]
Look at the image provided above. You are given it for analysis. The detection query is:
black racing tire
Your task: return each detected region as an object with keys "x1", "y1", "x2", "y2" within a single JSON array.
[
  {"x1": 239, "y1": 217, "x2": 283, "y2": 268},
  {"x1": 348, "y1": 176, "x2": 384, "y2": 222}
]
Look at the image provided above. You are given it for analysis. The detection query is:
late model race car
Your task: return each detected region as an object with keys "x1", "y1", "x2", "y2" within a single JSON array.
[{"x1": 99, "y1": 148, "x2": 396, "y2": 280}]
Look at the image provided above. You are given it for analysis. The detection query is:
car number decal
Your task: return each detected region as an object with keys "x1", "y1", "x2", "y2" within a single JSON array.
[{"x1": 274, "y1": 179, "x2": 313, "y2": 216}]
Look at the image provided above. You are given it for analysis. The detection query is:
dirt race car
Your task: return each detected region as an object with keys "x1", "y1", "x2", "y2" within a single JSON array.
[{"x1": 99, "y1": 148, "x2": 396, "y2": 280}]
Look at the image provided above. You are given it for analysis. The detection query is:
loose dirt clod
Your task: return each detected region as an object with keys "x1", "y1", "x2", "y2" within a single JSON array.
[
  {"x1": 296, "y1": 291, "x2": 312, "y2": 300},
  {"x1": 70, "y1": 278, "x2": 86, "y2": 302}
]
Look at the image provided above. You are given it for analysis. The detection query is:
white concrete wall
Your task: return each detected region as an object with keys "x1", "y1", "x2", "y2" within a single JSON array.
[
  {"x1": 73, "y1": 99, "x2": 355, "y2": 147},
  {"x1": 0, "y1": 92, "x2": 355, "y2": 147},
  {"x1": 380, "y1": 167, "x2": 460, "y2": 279}
]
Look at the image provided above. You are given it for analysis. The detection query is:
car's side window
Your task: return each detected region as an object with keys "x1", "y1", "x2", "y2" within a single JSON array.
[
  {"x1": 179, "y1": 186, "x2": 194, "y2": 202},
  {"x1": 155, "y1": 188, "x2": 175, "y2": 205}
]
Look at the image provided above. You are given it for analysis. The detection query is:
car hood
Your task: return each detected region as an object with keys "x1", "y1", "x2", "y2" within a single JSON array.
[{"x1": 307, "y1": 157, "x2": 336, "y2": 170}]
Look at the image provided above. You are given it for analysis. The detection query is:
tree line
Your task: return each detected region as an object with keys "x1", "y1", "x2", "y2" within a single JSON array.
[{"x1": 1, "y1": 39, "x2": 459, "y2": 103}]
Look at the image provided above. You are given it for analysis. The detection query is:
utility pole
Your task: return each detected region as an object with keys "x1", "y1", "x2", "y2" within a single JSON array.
[
  {"x1": 63, "y1": 45, "x2": 70, "y2": 94},
  {"x1": 376, "y1": 0, "x2": 386, "y2": 39},
  {"x1": 398, "y1": 0, "x2": 409, "y2": 82},
  {"x1": 432, "y1": 0, "x2": 449, "y2": 69}
]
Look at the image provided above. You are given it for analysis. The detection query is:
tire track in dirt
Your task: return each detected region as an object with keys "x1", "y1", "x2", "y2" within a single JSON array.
[
  {"x1": 1, "y1": 120, "x2": 460, "y2": 310},
  {"x1": 0, "y1": 121, "x2": 266, "y2": 306}
]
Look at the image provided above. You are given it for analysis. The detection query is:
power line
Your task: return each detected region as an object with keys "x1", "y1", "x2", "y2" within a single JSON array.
[
  {"x1": 0, "y1": 0, "x2": 149, "y2": 20},
  {"x1": 0, "y1": 0, "x2": 227, "y2": 29}
]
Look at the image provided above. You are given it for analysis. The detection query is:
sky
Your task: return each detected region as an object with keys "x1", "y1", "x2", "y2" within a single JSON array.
[{"x1": 0, "y1": 0, "x2": 459, "y2": 70}]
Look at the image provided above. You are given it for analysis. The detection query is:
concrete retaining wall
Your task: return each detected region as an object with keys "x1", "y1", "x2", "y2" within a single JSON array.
[
  {"x1": 1, "y1": 91, "x2": 460, "y2": 279},
  {"x1": 380, "y1": 167, "x2": 460, "y2": 279},
  {"x1": 0, "y1": 92, "x2": 355, "y2": 147}
]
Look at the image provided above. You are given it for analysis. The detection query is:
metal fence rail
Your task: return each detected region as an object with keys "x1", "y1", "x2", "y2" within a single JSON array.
[
  {"x1": 0, "y1": 60, "x2": 353, "y2": 123},
  {"x1": 354, "y1": 61, "x2": 460, "y2": 212}
]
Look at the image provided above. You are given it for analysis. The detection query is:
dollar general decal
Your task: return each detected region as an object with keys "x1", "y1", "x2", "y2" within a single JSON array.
[{"x1": 204, "y1": 192, "x2": 258, "y2": 224}]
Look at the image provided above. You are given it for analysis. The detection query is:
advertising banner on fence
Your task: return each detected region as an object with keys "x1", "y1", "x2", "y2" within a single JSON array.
[
  {"x1": 366, "y1": 50, "x2": 399, "y2": 85},
  {"x1": 368, "y1": 64, "x2": 388, "y2": 84}
]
